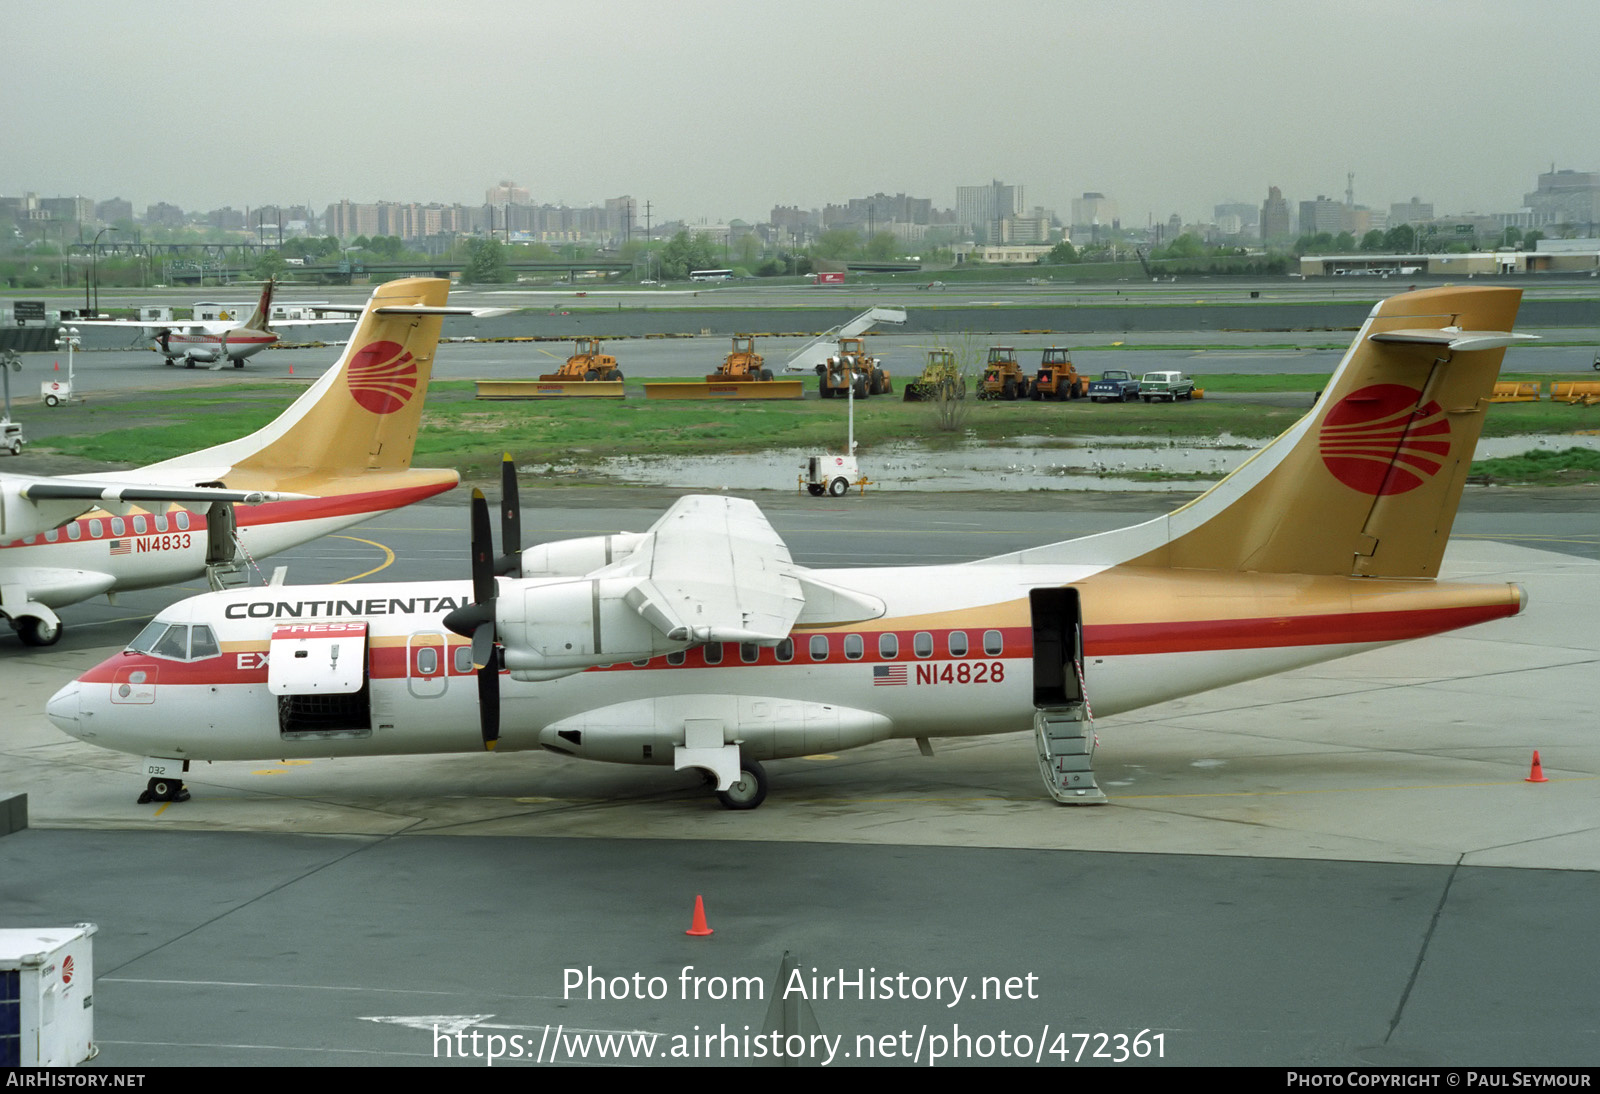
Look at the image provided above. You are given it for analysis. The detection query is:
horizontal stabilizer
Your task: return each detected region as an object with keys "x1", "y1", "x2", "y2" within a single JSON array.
[
  {"x1": 21, "y1": 481, "x2": 306, "y2": 505},
  {"x1": 1370, "y1": 328, "x2": 1539, "y2": 353}
]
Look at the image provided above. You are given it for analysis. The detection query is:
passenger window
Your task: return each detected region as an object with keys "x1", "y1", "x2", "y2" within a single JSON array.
[
  {"x1": 667, "y1": 650, "x2": 686, "y2": 666},
  {"x1": 984, "y1": 629, "x2": 1004, "y2": 656},
  {"x1": 189, "y1": 626, "x2": 220, "y2": 660},
  {"x1": 879, "y1": 633, "x2": 898, "y2": 659},
  {"x1": 914, "y1": 632, "x2": 934, "y2": 658},
  {"x1": 949, "y1": 631, "x2": 969, "y2": 657},
  {"x1": 89, "y1": 519, "x2": 103, "y2": 537},
  {"x1": 153, "y1": 625, "x2": 190, "y2": 660},
  {"x1": 809, "y1": 635, "x2": 829, "y2": 661},
  {"x1": 45, "y1": 529, "x2": 58, "y2": 542},
  {"x1": 632, "y1": 658, "x2": 650, "y2": 668},
  {"x1": 111, "y1": 517, "x2": 125, "y2": 536},
  {"x1": 455, "y1": 646, "x2": 475, "y2": 674},
  {"x1": 844, "y1": 634, "x2": 864, "y2": 661},
  {"x1": 776, "y1": 638, "x2": 794, "y2": 663},
  {"x1": 67, "y1": 523, "x2": 82, "y2": 540},
  {"x1": 740, "y1": 642, "x2": 760, "y2": 664},
  {"x1": 176, "y1": 511, "x2": 191, "y2": 531},
  {"x1": 155, "y1": 514, "x2": 169, "y2": 533},
  {"x1": 415, "y1": 648, "x2": 439, "y2": 675},
  {"x1": 133, "y1": 515, "x2": 148, "y2": 534},
  {"x1": 703, "y1": 643, "x2": 723, "y2": 665}
]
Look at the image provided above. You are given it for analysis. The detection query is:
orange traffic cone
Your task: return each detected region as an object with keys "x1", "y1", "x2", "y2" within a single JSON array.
[
  {"x1": 53, "y1": 360, "x2": 59, "y2": 371},
  {"x1": 1525, "y1": 751, "x2": 1548, "y2": 783},
  {"x1": 288, "y1": 365, "x2": 294, "y2": 375},
  {"x1": 685, "y1": 895, "x2": 713, "y2": 937}
]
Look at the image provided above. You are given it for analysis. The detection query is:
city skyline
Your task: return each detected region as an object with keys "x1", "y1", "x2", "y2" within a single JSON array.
[{"x1": 5, "y1": 0, "x2": 1598, "y2": 227}]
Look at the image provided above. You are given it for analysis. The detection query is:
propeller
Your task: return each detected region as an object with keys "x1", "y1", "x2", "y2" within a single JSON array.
[
  {"x1": 496, "y1": 452, "x2": 522, "y2": 578},
  {"x1": 442, "y1": 458, "x2": 523, "y2": 751}
]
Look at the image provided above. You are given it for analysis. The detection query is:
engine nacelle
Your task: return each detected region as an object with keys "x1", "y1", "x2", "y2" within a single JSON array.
[
  {"x1": 498, "y1": 576, "x2": 685, "y2": 676},
  {"x1": 518, "y1": 533, "x2": 647, "y2": 578}
]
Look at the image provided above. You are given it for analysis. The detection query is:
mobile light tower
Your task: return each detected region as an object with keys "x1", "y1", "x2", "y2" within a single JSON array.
[{"x1": 46, "y1": 326, "x2": 79, "y2": 407}]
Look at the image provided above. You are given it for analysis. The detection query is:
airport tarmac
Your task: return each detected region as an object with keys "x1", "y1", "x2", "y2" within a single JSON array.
[{"x1": 2, "y1": 497, "x2": 1598, "y2": 1066}]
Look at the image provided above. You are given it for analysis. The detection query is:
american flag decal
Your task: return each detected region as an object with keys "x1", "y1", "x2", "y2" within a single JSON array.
[
  {"x1": 873, "y1": 665, "x2": 907, "y2": 686},
  {"x1": 109, "y1": 539, "x2": 131, "y2": 555}
]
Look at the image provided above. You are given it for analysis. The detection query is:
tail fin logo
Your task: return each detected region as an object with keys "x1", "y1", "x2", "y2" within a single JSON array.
[
  {"x1": 345, "y1": 340, "x2": 419, "y2": 415},
  {"x1": 1319, "y1": 384, "x2": 1452, "y2": 495}
]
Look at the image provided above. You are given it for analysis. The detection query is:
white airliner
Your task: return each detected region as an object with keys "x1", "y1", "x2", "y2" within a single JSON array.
[
  {"x1": 48, "y1": 287, "x2": 1534, "y2": 808},
  {"x1": 74, "y1": 279, "x2": 354, "y2": 368},
  {"x1": 2, "y1": 277, "x2": 501, "y2": 646}
]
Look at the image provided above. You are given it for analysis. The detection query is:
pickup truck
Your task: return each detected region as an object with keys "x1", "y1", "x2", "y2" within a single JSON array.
[
  {"x1": 1088, "y1": 369, "x2": 1141, "y2": 402},
  {"x1": 1139, "y1": 371, "x2": 1196, "y2": 402}
]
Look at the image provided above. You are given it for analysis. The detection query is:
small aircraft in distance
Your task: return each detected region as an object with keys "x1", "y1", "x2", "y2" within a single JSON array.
[
  {"x1": 2, "y1": 277, "x2": 503, "y2": 647},
  {"x1": 49, "y1": 287, "x2": 1535, "y2": 808},
  {"x1": 72, "y1": 280, "x2": 357, "y2": 368}
]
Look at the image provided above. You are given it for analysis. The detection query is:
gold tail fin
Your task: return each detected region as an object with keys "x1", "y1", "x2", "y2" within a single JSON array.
[
  {"x1": 152, "y1": 278, "x2": 458, "y2": 495},
  {"x1": 240, "y1": 278, "x2": 276, "y2": 332},
  {"x1": 1139, "y1": 286, "x2": 1525, "y2": 578}
]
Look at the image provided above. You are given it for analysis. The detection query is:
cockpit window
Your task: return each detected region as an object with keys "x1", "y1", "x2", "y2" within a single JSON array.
[
  {"x1": 189, "y1": 625, "x2": 220, "y2": 660},
  {"x1": 127, "y1": 620, "x2": 170, "y2": 655},
  {"x1": 152, "y1": 625, "x2": 191, "y2": 660}
]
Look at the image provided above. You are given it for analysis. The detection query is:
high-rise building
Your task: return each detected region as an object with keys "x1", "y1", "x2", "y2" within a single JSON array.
[
  {"x1": 1214, "y1": 202, "x2": 1258, "y2": 238},
  {"x1": 486, "y1": 180, "x2": 530, "y2": 206},
  {"x1": 1261, "y1": 186, "x2": 1291, "y2": 241},
  {"x1": 956, "y1": 180, "x2": 1022, "y2": 242},
  {"x1": 1298, "y1": 195, "x2": 1346, "y2": 237}
]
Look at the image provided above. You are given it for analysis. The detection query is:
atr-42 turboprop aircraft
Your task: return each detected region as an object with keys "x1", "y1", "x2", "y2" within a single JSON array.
[
  {"x1": 3, "y1": 277, "x2": 499, "y2": 646},
  {"x1": 49, "y1": 287, "x2": 1534, "y2": 808},
  {"x1": 73, "y1": 279, "x2": 356, "y2": 368}
]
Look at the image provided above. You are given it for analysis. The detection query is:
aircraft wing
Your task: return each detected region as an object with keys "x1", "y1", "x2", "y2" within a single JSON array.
[
  {"x1": 595, "y1": 496, "x2": 806, "y2": 644},
  {"x1": 70, "y1": 319, "x2": 214, "y2": 332}
]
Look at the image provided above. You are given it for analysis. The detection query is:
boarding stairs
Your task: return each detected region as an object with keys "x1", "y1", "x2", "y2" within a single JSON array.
[{"x1": 1033, "y1": 660, "x2": 1107, "y2": 804}]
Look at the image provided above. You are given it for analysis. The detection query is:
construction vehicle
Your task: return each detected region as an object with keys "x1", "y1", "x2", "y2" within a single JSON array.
[
  {"x1": 1029, "y1": 347, "x2": 1090, "y2": 401},
  {"x1": 640, "y1": 334, "x2": 803, "y2": 399},
  {"x1": 476, "y1": 336, "x2": 626, "y2": 399},
  {"x1": 706, "y1": 336, "x2": 774, "y2": 383},
  {"x1": 542, "y1": 337, "x2": 623, "y2": 382},
  {"x1": 978, "y1": 346, "x2": 1031, "y2": 400},
  {"x1": 816, "y1": 337, "x2": 891, "y2": 400},
  {"x1": 903, "y1": 349, "x2": 966, "y2": 402}
]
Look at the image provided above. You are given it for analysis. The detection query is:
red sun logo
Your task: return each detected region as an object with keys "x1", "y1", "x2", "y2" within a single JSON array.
[
  {"x1": 345, "y1": 340, "x2": 419, "y2": 415},
  {"x1": 1319, "y1": 384, "x2": 1453, "y2": 495},
  {"x1": 62, "y1": 955, "x2": 74, "y2": 984}
]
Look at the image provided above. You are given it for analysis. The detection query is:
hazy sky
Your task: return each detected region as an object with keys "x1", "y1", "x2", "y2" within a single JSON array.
[{"x1": 7, "y1": 0, "x2": 1597, "y2": 227}]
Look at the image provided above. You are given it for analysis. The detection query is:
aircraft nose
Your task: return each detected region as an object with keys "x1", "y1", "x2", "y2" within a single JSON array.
[{"x1": 46, "y1": 680, "x2": 82, "y2": 736}]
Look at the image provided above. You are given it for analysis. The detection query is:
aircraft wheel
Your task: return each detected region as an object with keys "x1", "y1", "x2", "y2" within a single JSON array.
[
  {"x1": 234, "y1": 361, "x2": 244, "y2": 369},
  {"x1": 43, "y1": 394, "x2": 59, "y2": 407},
  {"x1": 807, "y1": 483, "x2": 825, "y2": 496},
  {"x1": 715, "y1": 758, "x2": 768, "y2": 810},
  {"x1": 828, "y1": 477, "x2": 850, "y2": 498},
  {"x1": 138, "y1": 777, "x2": 190, "y2": 805},
  {"x1": 185, "y1": 361, "x2": 196, "y2": 369},
  {"x1": 17, "y1": 615, "x2": 62, "y2": 646}
]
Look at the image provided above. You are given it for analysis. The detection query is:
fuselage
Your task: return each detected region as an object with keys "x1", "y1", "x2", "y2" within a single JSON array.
[
  {"x1": 1, "y1": 482, "x2": 455, "y2": 610},
  {"x1": 157, "y1": 325, "x2": 278, "y2": 364},
  {"x1": 48, "y1": 564, "x2": 1523, "y2": 767}
]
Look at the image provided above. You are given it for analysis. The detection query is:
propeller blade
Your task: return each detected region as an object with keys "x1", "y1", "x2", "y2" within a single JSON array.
[
  {"x1": 469, "y1": 488, "x2": 495, "y2": 605},
  {"x1": 478, "y1": 647, "x2": 500, "y2": 751},
  {"x1": 497, "y1": 452, "x2": 522, "y2": 577}
]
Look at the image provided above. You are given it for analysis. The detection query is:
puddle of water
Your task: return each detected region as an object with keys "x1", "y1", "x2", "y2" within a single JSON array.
[{"x1": 548, "y1": 433, "x2": 1600, "y2": 493}]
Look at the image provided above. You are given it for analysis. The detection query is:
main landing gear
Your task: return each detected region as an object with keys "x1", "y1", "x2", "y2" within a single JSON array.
[
  {"x1": 138, "y1": 777, "x2": 189, "y2": 804},
  {"x1": 714, "y1": 757, "x2": 768, "y2": 811}
]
